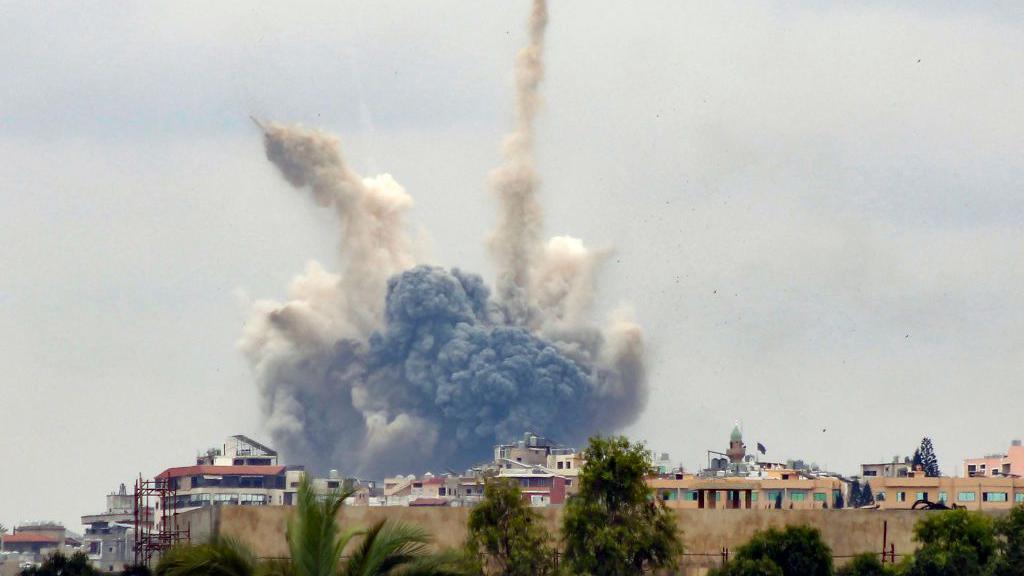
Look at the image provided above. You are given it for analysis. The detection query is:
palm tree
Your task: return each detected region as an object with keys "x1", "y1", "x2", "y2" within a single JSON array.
[
  {"x1": 157, "y1": 536, "x2": 258, "y2": 576},
  {"x1": 156, "y1": 478, "x2": 464, "y2": 576}
]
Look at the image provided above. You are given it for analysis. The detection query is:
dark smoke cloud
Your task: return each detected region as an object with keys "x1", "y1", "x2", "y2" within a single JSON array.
[{"x1": 241, "y1": 0, "x2": 649, "y2": 477}]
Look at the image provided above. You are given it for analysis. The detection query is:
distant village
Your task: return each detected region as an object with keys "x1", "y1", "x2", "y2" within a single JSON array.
[{"x1": 2, "y1": 428, "x2": 1022, "y2": 574}]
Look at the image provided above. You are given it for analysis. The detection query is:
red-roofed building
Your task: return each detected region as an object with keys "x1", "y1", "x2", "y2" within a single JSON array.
[
  {"x1": 1, "y1": 523, "x2": 71, "y2": 563},
  {"x1": 147, "y1": 435, "x2": 376, "y2": 514}
]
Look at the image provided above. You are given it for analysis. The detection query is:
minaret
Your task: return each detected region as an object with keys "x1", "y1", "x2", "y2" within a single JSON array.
[{"x1": 727, "y1": 423, "x2": 746, "y2": 463}]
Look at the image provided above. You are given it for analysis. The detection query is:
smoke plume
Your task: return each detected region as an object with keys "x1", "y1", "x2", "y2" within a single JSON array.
[{"x1": 241, "y1": 0, "x2": 649, "y2": 477}]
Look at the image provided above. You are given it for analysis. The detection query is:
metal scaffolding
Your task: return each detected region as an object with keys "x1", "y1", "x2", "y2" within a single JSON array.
[{"x1": 133, "y1": 475, "x2": 190, "y2": 567}]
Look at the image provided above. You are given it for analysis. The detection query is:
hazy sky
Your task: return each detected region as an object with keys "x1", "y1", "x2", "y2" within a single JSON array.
[{"x1": 2, "y1": 1, "x2": 1022, "y2": 531}]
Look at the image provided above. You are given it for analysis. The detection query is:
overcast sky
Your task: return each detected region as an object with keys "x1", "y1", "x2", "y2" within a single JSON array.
[{"x1": 2, "y1": 1, "x2": 1023, "y2": 531}]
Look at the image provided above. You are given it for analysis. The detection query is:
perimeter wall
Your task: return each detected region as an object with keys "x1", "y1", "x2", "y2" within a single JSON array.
[{"x1": 176, "y1": 506, "x2": 1006, "y2": 575}]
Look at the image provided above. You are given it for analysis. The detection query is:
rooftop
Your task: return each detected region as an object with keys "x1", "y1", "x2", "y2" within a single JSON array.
[
  {"x1": 3, "y1": 533, "x2": 59, "y2": 544},
  {"x1": 156, "y1": 464, "x2": 286, "y2": 479}
]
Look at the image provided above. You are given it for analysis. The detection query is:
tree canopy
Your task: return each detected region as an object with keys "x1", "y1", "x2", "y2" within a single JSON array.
[
  {"x1": 562, "y1": 435, "x2": 682, "y2": 575},
  {"x1": 20, "y1": 552, "x2": 99, "y2": 576},
  {"x1": 901, "y1": 508, "x2": 997, "y2": 576},
  {"x1": 917, "y1": 438, "x2": 940, "y2": 477},
  {"x1": 464, "y1": 479, "x2": 556, "y2": 576},
  {"x1": 716, "y1": 525, "x2": 832, "y2": 576}
]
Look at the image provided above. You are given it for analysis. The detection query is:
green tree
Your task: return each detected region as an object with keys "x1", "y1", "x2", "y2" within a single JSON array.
[
  {"x1": 901, "y1": 509, "x2": 996, "y2": 576},
  {"x1": 849, "y1": 481, "x2": 862, "y2": 508},
  {"x1": 465, "y1": 479, "x2": 556, "y2": 576},
  {"x1": 991, "y1": 505, "x2": 1024, "y2": 576},
  {"x1": 156, "y1": 537, "x2": 258, "y2": 576},
  {"x1": 836, "y1": 553, "x2": 891, "y2": 576},
  {"x1": 918, "y1": 438, "x2": 940, "y2": 478},
  {"x1": 21, "y1": 551, "x2": 99, "y2": 576},
  {"x1": 562, "y1": 436, "x2": 683, "y2": 575},
  {"x1": 156, "y1": 478, "x2": 463, "y2": 576},
  {"x1": 722, "y1": 525, "x2": 832, "y2": 576},
  {"x1": 861, "y1": 481, "x2": 875, "y2": 506}
]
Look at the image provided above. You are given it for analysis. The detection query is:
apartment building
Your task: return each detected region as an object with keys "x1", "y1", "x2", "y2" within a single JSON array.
[
  {"x1": 497, "y1": 467, "x2": 569, "y2": 506},
  {"x1": 80, "y1": 484, "x2": 150, "y2": 573},
  {"x1": 964, "y1": 439, "x2": 1024, "y2": 478},
  {"x1": 649, "y1": 472, "x2": 844, "y2": 510},
  {"x1": 860, "y1": 458, "x2": 912, "y2": 478},
  {"x1": 0, "y1": 523, "x2": 79, "y2": 567},
  {"x1": 156, "y1": 434, "x2": 365, "y2": 512},
  {"x1": 866, "y1": 473, "x2": 1023, "y2": 510}
]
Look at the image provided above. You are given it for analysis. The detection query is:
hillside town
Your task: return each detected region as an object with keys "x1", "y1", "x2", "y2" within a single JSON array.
[{"x1": 3, "y1": 428, "x2": 1021, "y2": 574}]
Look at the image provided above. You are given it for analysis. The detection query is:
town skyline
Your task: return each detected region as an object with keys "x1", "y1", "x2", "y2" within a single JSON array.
[{"x1": 3, "y1": 0, "x2": 1024, "y2": 542}]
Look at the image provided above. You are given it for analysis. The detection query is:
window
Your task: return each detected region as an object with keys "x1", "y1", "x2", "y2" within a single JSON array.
[
  {"x1": 661, "y1": 491, "x2": 675, "y2": 501},
  {"x1": 790, "y1": 491, "x2": 806, "y2": 502},
  {"x1": 684, "y1": 491, "x2": 699, "y2": 502},
  {"x1": 968, "y1": 465, "x2": 977, "y2": 473},
  {"x1": 1015, "y1": 493, "x2": 1023, "y2": 504},
  {"x1": 565, "y1": 479, "x2": 572, "y2": 486},
  {"x1": 896, "y1": 492, "x2": 907, "y2": 502},
  {"x1": 327, "y1": 481, "x2": 340, "y2": 489},
  {"x1": 767, "y1": 490, "x2": 783, "y2": 502},
  {"x1": 958, "y1": 491, "x2": 976, "y2": 502},
  {"x1": 939, "y1": 492, "x2": 948, "y2": 502},
  {"x1": 557, "y1": 462, "x2": 564, "y2": 469},
  {"x1": 214, "y1": 493, "x2": 239, "y2": 505},
  {"x1": 813, "y1": 493, "x2": 827, "y2": 502},
  {"x1": 438, "y1": 487, "x2": 446, "y2": 496},
  {"x1": 566, "y1": 461, "x2": 572, "y2": 469},
  {"x1": 863, "y1": 470, "x2": 877, "y2": 477},
  {"x1": 714, "y1": 491, "x2": 722, "y2": 501},
  {"x1": 983, "y1": 492, "x2": 1008, "y2": 502},
  {"x1": 915, "y1": 492, "x2": 927, "y2": 502},
  {"x1": 751, "y1": 492, "x2": 758, "y2": 502}
]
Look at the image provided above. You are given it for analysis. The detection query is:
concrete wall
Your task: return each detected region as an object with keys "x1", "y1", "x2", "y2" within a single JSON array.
[{"x1": 176, "y1": 505, "x2": 1007, "y2": 575}]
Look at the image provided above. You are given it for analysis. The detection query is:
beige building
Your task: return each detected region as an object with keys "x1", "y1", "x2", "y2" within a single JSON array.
[
  {"x1": 866, "y1": 473, "x2": 1024, "y2": 510},
  {"x1": 860, "y1": 458, "x2": 912, "y2": 478},
  {"x1": 649, "y1": 472, "x2": 844, "y2": 510}
]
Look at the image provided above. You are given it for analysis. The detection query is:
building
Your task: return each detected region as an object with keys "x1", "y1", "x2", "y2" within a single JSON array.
[
  {"x1": 649, "y1": 472, "x2": 844, "y2": 510},
  {"x1": 860, "y1": 457, "x2": 912, "y2": 478},
  {"x1": 648, "y1": 425, "x2": 845, "y2": 510},
  {"x1": 493, "y1": 432, "x2": 575, "y2": 470},
  {"x1": 0, "y1": 523, "x2": 79, "y2": 568},
  {"x1": 866, "y1": 473, "x2": 1024, "y2": 510},
  {"x1": 80, "y1": 484, "x2": 148, "y2": 573},
  {"x1": 497, "y1": 467, "x2": 569, "y2": 507},
  {"x1": 964, "y1": 439, "x2": 1024, "y2": 478},
  {"x1": 196, "y1": 434, "x2": 279, "y2": 466},
  {"x1": 155, "y1": 434, "x2": 365, "y2": 514}
]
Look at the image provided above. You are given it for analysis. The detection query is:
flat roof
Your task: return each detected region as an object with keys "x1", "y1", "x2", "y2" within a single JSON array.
[
  {"x1": 3, "y1": 533, "x2": 59, "y2": 544},
  {"x1": 156, "y1": 465, "x2": 286, "y2": 479}
]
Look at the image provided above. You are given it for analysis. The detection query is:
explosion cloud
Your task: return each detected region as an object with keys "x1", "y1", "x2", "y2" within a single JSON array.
[{"x1": 241, "y1": 0, "x2": 649, "y2": 477}]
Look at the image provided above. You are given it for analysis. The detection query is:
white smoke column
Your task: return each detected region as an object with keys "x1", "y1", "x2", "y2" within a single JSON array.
[
  {"x1": 239, "y1": 124, "x2": 418, "y2": 466},
  {"x1": 489, "y1": 0, "x2": 548, "y2": 325},
  {"x1": 532, "y1": 236, "x2": 607, "y2": 328},
  {"x1": 257, "y1": 123, "x2": 415, "y2": 337}
]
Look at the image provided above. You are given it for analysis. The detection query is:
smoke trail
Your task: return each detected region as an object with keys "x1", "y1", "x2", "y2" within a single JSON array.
[
  {"x1": 489, "y1": 0, "x2": 548, "y2": 325},
  {"x1": 241, "y1": 0, "x2": 649, "y2": 477}
]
